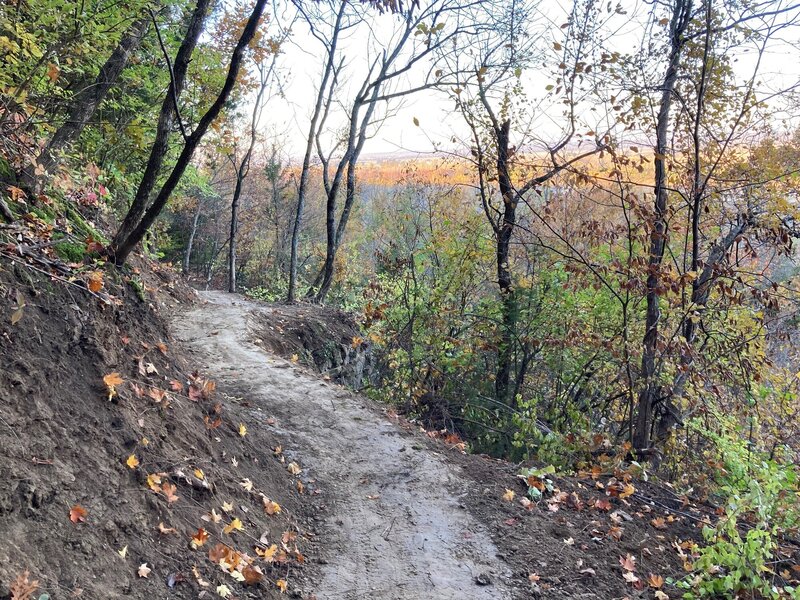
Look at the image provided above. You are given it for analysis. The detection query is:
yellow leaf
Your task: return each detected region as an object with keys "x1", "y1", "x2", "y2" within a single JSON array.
[
  {"x1": 223, "y1": 518, "x2": 243, "y2": 534},
  {"x1": 117, "y1": 545, "x2": 128, "y2": 559},
  {"x1": 126, "y1": 454, "x2": 139, "y2": 469},
  {"x1": 238, "y1": 423, "x2": 247, "y2": 437},
  {"x1": 290, "y1": 353, "x2": 299, "y2": 363},
  {"x1": 619, "y1": 483, "x2": 635, "y2": 499},
  {"x1": 147, "y1": 473, "x2": 163, "y2": 493},
  {"x1": 240, "y1": 478, "x2": 253, "y2": 492},
  {"x1": 287, "y1": 462, "x2": 302, "y2": 475},
  {"x1": 276, "y1": 579, "x2": 288, "y2": 593},
  {"x1": 256, "y1": 544, "x2": 278, "y2": 561},
  {"x1": 222, "y1": 501, "x2": 234, "y2": 513},
  {"x1": 217, "y1": 584, "x2": 232, "y2": 598},
  {"x1": 194, "y1": 468, "x2": 205, "y2": 480},
  {"x1": 502, "y1": 488, "x2": 516, "y2": 502}
]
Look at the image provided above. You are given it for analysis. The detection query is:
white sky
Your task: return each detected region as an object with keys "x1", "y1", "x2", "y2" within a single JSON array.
[{"x1": 252, "y1": 0, "x2": 800, "y2": 159}]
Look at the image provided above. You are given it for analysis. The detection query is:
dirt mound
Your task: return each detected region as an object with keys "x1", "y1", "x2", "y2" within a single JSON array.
[
  {"x1": 0, "y1": 259, "x2": 312, "y2": 599},
  {"x1": 248, "y1": 301, "x2": 372, "y2": 389}
]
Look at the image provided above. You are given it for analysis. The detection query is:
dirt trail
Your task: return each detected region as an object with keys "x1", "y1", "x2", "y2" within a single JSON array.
[{"x1": 173, "y1": 291, "x2": 514, "y2": 600}]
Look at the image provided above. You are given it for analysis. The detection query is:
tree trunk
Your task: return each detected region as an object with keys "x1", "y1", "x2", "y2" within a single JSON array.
[
  {"x1": 21, "y1": 17, "x2": 151, "y2": 191},
  {"x1": 494, "y1": 119, "x2": 517, "y2": 406},
  {"x1": 228, "y1": 176, "x2": 243, "y2": 293},
  {"x1": 183, "y1": 200, "x2": 201, "y2": 275},
  {"x1": 633, "y1": 0, "x2": 693, "y2": 451},
  {"x1": 107, "y1": 0, "x2": 211, "y2": 262},
  {"x1": 288, "y1": 2, "x2": 347, "y2": 302},
  {"x1": 108, "y1": 0, "x2": 268, "y2": 266}
]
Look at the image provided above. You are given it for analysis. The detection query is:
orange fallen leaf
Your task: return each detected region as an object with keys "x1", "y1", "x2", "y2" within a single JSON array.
[
  {"x1": 87, "y1": 271, "x2": 104, "y2": 293},
  {"x1": 161, "y1": 482, "x2": 179, "y2": 504},
  {"x1": 619, "y1": 554, "x2": 636, "y2": 571},
  {"x1": 69, "y1": 504, "x2": 88, "y2": 524},
  {"x1": 191, "y1": 528, "x2": 209, "y2": 549},
  {"x1": 276, "y1": 579, "x2": 288, "y2": 593},
  {"x1": 648, "y1": 573, "x2": 665, "y2": 589}
]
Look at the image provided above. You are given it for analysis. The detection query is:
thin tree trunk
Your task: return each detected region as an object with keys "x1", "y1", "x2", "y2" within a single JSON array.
[
  {"x1": 633, "y1": 0, "x2": 693, "y2": 451},
  {"x1": 21, "y1": 17, "x2": 151, "y2": 190},
  {"x1": 108, "y1": 0, "x2": 268, "y2": 266},
  {"x1": 107, "y1": 0, "x2": 211, "y2": 262},
  {"x1": 183, "y1": 200, "x2": 201, "y2": 275},
  {"x1": 288, "y1": 1, "x2": 347, "y2": 302},
  {"x1": 494, "y1": 118, "x2": 517, "y2": 406}
]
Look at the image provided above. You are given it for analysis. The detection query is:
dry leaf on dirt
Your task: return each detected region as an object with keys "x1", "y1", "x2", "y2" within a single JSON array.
[
  {"x1": 9, "y1": 570, "x2": 39, "y2": 600},
  {"x1": 126, "y1": 454, "x2": 139, "y2": 469},
  {"x1": 137, "y1": 563, "x2": 151, "y2": 578},
  {"x1": 69, "y1": 504, "x2": 87, "y2": 524}
]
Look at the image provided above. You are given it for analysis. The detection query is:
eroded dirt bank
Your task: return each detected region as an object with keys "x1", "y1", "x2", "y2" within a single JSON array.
[{"x1": 173, "y1": 291, "x2": 515, "y2": 600}]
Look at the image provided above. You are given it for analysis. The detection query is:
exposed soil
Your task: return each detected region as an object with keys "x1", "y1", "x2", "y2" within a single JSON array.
[
  {"x1": 0, "y1": 262, "x2": 716, "y2": 600},
  {"x1": 248, "y1": 301, "x2": 372, "y2": 389},
  {"x1": 174, "y1": 292, "x2": 514, "y2": 599},
  {"x1": 174, "y1": 292, "x2": 703, "y2": 600},
  {"x1": 0, "y1": 260, "x2": 311, "y2": 599}
]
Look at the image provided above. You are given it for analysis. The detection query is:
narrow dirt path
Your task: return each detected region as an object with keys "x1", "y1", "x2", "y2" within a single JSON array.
[{"x1": 173, "y1": 291, "x2": 514, "y2": 600}]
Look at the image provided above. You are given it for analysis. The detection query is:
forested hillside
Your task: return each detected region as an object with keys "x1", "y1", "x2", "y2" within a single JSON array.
[{"x1": 2, "y1": 0, "x2": 800, "y2": 597}]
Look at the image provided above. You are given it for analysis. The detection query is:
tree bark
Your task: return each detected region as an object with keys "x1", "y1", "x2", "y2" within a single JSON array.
[
  {"x1": 288, "y1": 1, "x2": 348, "y2": 302},
  {"x1": 633, "y1": 0, "x2": 693, "y2": 451},
  {"x1": 107, "y1": 0, "x2": 211, "y2": 262}
]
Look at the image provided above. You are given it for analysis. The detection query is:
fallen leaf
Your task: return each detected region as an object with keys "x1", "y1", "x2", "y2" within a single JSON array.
[
  {"x1": 648, "y1": 573, "x2": 665, "y2": 589},
  {"x1": 137, "y1": 563, "x2": 151, "y2": 578},
  {"x1": 161, "y1": 482, "x2": 179, "y2": 504},
  {"x1": 238, "y1": 423, "x2": 247, "y2": 437},
  {"x1": 223, "y1": 518, "x2": 243, "y2": 534},
  {"x1": 191, "y1": 528, "x2": 209, "y2": 549},
  {"x1": 563, "y1": 537, "x2": 575, "y2": 545},
  {"x1": 256, "y1": 544, "x2": 278, "y2": 561},
  {"x1": 276, "y1": 579, "x2": 288, "y2": 593},
  {"x1": 147, "y1": 473, "x2": 163, "y2": 493},
  {"x1": 650, "y1": 517, "x2": 667, "y2": 530},
  {"x1": 103, "y1": 372, "x2": 124, "y2": 400},
  {"x1": 240, "y1": 478, "x2": 253, "y2": 492},
  {"x1": 118, "y1": 545, "x2": 128, "y2": 559},
  {"x1": 157, "y1": 342, "x2": 168, "y2": 355},
  {"x1": 87, "y1": 270, "x2": 103, "y2": 293},
  {"x1": 622, "y1": 571, "x2": 640, "y2": 584},
  {"x1": 216, "y1": 584, "x2": 232, "y2": 598},
  {"x1": 169, "y1": 379, "x2": 183, "y2": 392},
  {"x1": 620, "y1": 554, "x2": 637, "y2": 571},
  {"x1": 126, "y1": 454, "x2": 139, "y2": 469},
  {"x1": 242, "y1": 565, "x2": 264, "y2": 585},
  {"x1": 9, "y1": 570, "x2": 38, "y2": 600},
  {"x1": 158, "y1": 522, "x2": 177, "y2": 534},
  {"x1": 287, "y1": 462, "x2": 302, "y2": 475},
  {"x1": 191, "y1": 566, "x2": 211, "y2": 587},
  {"x1": 262, "y1": 497, "x2": 282, "y2": 515},
  {"x1": 502, "y1": 488, "x2": 516, "y2": 502},
  {"x1": 194, "y1": 468, "x2": 205, "y2": 480},
  {"x1": 655, "y1": 591, "x2": 669, "y2": 599},
  {"x1": 619, "y1": 483, "x2": 635, "y2": 499},
  {"x1": 69, "y1": 504, "x2": 87, "y2": 524},
  {"x1": 222, "y1": 501, "x2": 234, "y2": 513}
]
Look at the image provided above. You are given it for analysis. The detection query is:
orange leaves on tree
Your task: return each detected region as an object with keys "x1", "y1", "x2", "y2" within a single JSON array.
[{"x1": 69, "y1": 504, "x2": 88, "y2": 524}]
